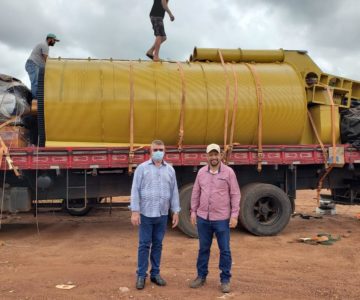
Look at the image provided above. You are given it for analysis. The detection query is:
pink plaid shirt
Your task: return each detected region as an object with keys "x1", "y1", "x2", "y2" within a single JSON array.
[{"x1": 191, "y1": 163, "x2": 241, "y2": 221}]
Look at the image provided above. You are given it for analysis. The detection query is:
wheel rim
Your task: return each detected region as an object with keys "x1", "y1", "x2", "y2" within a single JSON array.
[
  {"x1": 67, "y1": 199, "x2": 88, "y2": 210},
  {"x1": 63, "y1": 198, "x2": 94, "y2": 212},
  {"x1": 253, "y1": 197, "x2": 281, "y2": 225}
]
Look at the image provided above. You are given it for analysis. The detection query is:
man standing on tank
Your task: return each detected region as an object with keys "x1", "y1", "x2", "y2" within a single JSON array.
[
  {"x1": 25, "y1": 33, "x2": 60, "y2": 99},
  {"x1": 146, "y1": 0, "x2": 174, "y2": 62}
]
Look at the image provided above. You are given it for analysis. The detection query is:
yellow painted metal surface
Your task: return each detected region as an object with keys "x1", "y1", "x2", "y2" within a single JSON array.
[
  {"x1": 192, "y1": 48, "x2": 285, "y2": 63},
  {"x1": 44, "y1": 57, "x2": 308, "y2": 147},
  {"x1": 309, "y1": 105, "x2": 340, "y2": 144}
]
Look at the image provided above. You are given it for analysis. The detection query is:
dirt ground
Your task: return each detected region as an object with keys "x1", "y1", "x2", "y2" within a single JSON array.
[{"x1": 0, "y1": 190, "x2": 359, "y2": 300}]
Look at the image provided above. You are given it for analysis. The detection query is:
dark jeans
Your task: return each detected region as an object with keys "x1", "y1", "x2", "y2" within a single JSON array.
[
  {"x1": 137, "y1": 214, "x2": 168, "y2": 279},
  {"x1": 196, "y1": 216, "x2": 232, "y2": 283}
]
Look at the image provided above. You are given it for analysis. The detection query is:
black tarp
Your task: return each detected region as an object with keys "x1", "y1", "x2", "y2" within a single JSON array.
[{"x1": 341, "y1": 102, "x2": 360, "y2": 149}]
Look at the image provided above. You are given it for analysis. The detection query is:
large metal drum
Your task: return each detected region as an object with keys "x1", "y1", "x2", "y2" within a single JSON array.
[{"x1": 43, "y1": 54, "x2": 307, "y2": 147}]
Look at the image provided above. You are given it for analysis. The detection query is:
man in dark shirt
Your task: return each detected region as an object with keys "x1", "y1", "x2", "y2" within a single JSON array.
[{"x1": 147, "y1": 0, "x2": 175, "y2": 62}]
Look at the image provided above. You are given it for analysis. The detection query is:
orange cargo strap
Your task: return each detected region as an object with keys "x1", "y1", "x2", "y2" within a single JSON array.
[
  {"x1": 128, "y1": 61, "x2": 135, "y2": 174},
  {"x1": 225, "y1": 63, "x2": 239, "y2": 162},
  {"x1": 307, "y1": 110, "x2": 328, "y2": 167},
  {"x1": 176, "y1": 62, "x2": 186, "y2": 150},
  {"x1": 218, "y1": 50, "x2": 230, "y2": 160},
  {"x1": 308, "y1": 111, "x2": 331, "y2": 206},
  {"x1": 245, "y1": 63, "x2": 263, "y2": 172},
  {"x1": 313, "y1": 84, "x2": 338, "y2": 206},
  {"x1": 323, "y1": 84, "x2": 337, "y2": 164},
  {"x1": 316, "y1": 165, "x2": 334, "y2": 207}
]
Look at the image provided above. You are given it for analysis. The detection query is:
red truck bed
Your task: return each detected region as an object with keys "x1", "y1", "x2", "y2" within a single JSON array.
[{"x1": 2, "y1": 144, "x2": 359, "y2": 170}]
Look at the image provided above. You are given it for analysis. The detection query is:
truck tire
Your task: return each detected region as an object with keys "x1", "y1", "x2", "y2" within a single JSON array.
[
  {"x1": 63, "y1": 198, "x2": 93, "y2": 216},
  {"x1": 178, "y1": 183, "x2": 198, "y2": 238},
  {"x1": 239, "y1": 183, "x2": 292, "y2": 236}
]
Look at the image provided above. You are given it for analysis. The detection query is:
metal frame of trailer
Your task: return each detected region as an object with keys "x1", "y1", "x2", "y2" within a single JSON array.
[
  {"x1": 2, "y1": 144, "x2": 360, "y2": 170},
  {"x1": 1, "y1": 144, "x2": 359, "y2": 237}
]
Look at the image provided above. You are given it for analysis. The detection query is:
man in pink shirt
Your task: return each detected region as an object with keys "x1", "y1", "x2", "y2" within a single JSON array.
[{"x1": 189, "y1": 143, "x2": 241, "y2": 293}]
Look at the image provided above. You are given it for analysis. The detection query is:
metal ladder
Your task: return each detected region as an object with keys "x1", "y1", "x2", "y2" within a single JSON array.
[{"x1": 65, "y1": 169, "x2": 87, "y2": 210}]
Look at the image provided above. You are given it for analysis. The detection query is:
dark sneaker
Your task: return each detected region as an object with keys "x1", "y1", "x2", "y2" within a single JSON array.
[
  {"x1": 136, "y1": 277, "x2": 145, "y2": 290},
  {"x1": 146, "y1": 52, "x2": 154, "y2": 60},
  {"x1": 150, "y1": 275, "x2": 167, "y2": 286},
  {"x1": 190, "y1": 277, "x2": 206, "y2": 288},
  {"x1": 221, "y1": 282, "x2": 231, "y2": 293}
]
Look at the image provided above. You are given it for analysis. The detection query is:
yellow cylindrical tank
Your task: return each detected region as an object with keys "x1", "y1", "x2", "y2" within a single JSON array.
[
  {"x1": 191, "y1": 48, "x2": 285, "y2": 63},
  {"x1": 43, "y1": 57, "x2": 308, "y2": 147}
]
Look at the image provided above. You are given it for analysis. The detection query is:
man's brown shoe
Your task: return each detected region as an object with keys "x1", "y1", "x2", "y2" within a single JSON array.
[
  {"x1": 221, "y1": 282, "x2": 231, "y2": 293},
  {"x1": 190, "y1": 277, "x2": 206, "y2": 288}
]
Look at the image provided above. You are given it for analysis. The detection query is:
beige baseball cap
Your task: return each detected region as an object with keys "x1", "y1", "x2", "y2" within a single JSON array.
[{"x1": 206, "y1": 143, "x2": 221, "y2": 153}]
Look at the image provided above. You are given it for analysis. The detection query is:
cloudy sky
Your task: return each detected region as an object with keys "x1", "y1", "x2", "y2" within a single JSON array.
[{"x1": 1, "y1": 0, "x2": 360, "y2": 88}]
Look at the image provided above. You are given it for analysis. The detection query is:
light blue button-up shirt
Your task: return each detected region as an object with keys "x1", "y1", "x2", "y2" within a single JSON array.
[{"x1": 130, "y1": 159, "x2": 181, "y2": 217}]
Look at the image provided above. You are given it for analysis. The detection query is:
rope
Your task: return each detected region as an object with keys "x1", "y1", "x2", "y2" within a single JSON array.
[
  {"x1": 176, "y1": 62, "x2": 186, "y2": 150},
  {"x1": 128, "y1": 61, "x2": 135, "y2": 174},
  {"x1": 218, "y1": 50, "x2": 230, "y2": 160},
  {"x1": 245, "y1": 63, "x2": 264, "y2": 172}
]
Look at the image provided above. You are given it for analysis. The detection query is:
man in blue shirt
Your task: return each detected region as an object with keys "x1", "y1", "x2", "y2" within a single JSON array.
[{"x1": 130, "y1": 139, "x2": 180, "y2": 290}]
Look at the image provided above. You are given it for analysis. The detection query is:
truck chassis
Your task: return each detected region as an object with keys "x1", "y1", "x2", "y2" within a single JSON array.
[{"x1": 1, "y1": 144, "x2": 359, "y2": 237}]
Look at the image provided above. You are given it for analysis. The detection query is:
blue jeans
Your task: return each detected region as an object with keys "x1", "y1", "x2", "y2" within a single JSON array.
[
  {"x1": 196, "y1": 216, "x2": 232, "y2": 283},
  {"x1": 137, "y1": 214, "x2": 168, "y2": 279},
  {"x1": 25, "y1": 60, "x2": 40, "y2": 99}
]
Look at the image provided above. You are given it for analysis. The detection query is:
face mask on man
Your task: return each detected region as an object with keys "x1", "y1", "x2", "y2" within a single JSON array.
[{"x1": 152, "y1": 150, "x2": 164, "y2": 161}]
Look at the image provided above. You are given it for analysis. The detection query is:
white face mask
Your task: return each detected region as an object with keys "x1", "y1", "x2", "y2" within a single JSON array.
[{"x1": 152, "y1": 150, "x2": 164, "y2": 161}]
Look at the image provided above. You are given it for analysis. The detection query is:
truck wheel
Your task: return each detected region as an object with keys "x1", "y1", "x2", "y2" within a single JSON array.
[
  {"x1": 239, "y1": 183, "x2": 292, "y2": 236},
  {"x1": 178, "y1": 183, "x2": 198, "y2": 238},
  {"x1": 63, "y1": 198, "x2": 94, "y2": 216}
]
